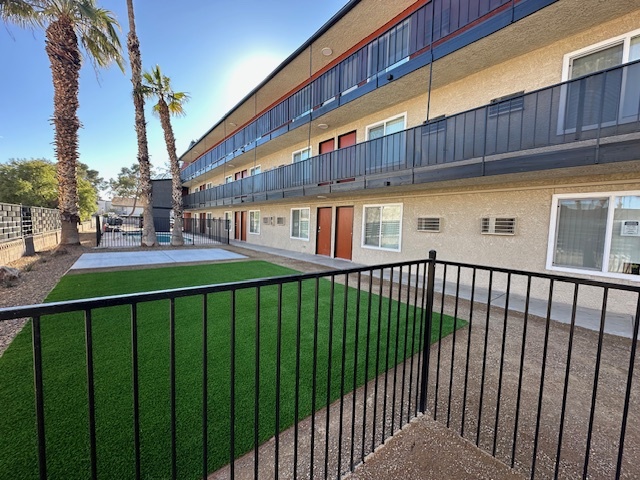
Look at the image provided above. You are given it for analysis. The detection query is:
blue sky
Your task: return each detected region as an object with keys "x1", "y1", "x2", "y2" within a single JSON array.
[{"x1": 0, "y1": 0, "x2": 348, "y2": 194}]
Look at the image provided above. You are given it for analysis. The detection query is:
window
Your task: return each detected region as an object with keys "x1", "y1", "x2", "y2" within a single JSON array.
[
  {"x1": 249, "y1": 210, "x2": 260, "y2": 234},
  {"x1": 366, "y1": 114, "x2": 407, "y2": 170},
  {"x1": 561, "y1": 30, "x2": 640, "y2": 130},
  {"x1": 291, "y1": 208, "x2": 310, "y2": 240},
  {"x1": 366, "y1": 114, "x2": 406, "y2": 140},
  {"x1": 363, "y1": 204, "x2": 402, "y2": 251},
  {"x1": 205, "y1": 182, "x2": 213, "y2": 189},
  {"x1": 225, "y1": 175, "x2": 233, "y2": 184},
  {"x1": 250, "y1": 165, "x2": 261, "y2": 175},
  {"x1": 224, "y1": 211, "x2": 232, "y2": 231},
  {"x1": 547, "y1": 192, "x2": 640, "y2": 278},
  {"x1": 292, "y1": 147, "x2": 311, "y2": 163}
]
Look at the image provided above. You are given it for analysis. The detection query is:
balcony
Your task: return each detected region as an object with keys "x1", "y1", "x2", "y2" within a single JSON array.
[{"x1": 183, "y1": 60, "x2": 640, "y2": 210}]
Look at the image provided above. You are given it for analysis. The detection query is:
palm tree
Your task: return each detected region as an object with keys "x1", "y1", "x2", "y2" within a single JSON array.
[
  {"x1": 126, "y1": 0, "x2": 157, "y2": 247},
  {"x1": 0, "y1": 0, "x2": 34, "y2": 21},
  {"x1": 141, "y1": 65, "x2": 189, "y2": 246},
  {"x1": 3, "y1": 0, "x2": 123, "y2": 245}
]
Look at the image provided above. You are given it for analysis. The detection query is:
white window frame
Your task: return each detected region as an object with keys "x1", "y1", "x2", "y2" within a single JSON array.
[
  {"x1": 290, "y1": 207, "x2": 310, "y2": 241},
  {"x1": 249, "y1": 210, "x2": 260, "y2": 235},
  {"x1": 365, "y1": 113, "x2": 407, "y2": 140},
  {"x1": 546, "y1": 190, "x2": 640, "y2": 280},
  {"x1": 224, "y1": 211, "x2": 232, "y2": 231},
  {"x1": 250, "y1": 165, "x2": 261, "y2": 176},
  {"x1": 361, "y1": 203, "x2": 403, "y2": 252},
  {"x1": 561, "y1": 29, "x2": 640, "y2": 82},
  {"x1": 559, "y1": 29, "x2": 640, "y2": 133},
  {"x1": 205, "y1": 182, "x2": 213, "y2": 189},
  {"x1": 292, "y1": 147, "x2": 312, "y2": 163},
  {"x1": 225, "y1": 175, "x2": 233, "y2": 184}
]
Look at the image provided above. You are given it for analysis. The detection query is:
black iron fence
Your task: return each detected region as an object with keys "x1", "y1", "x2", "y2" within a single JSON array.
[
  {"x1": 184, "y1": 60, "x2": 640, "y2": 210},
  {"x1": 0, "y1": 202, "x2": 60, "y2": 243},
  {"x1": 0, "y1": 252, "x2": 638, "y2": 479},
  {"x1": 95, "y1": 215, "x2": 229, "y2": 248}
]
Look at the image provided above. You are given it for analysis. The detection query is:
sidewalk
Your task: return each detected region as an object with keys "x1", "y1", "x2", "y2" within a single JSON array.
[{"x1": 231, "y1": 242, "x2": 638, "y2": 339}]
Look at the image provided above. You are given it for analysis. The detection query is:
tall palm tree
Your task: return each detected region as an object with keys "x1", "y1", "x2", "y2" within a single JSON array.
[
  {"x1": 43, "y1": 1, "x2": 123, "y2": 244},
  {"x1": 126, "y1": 0, "x2": 157, "y2": 247},
  {"x1": 3, "y1": 0, "x2": 123, "y2": 244},
  {"x1": 141, "y1": 65, "x2": 189, "y2": 246},
  {"x1": 0, "y1": 0, "x2": 34, "y2": 21}
]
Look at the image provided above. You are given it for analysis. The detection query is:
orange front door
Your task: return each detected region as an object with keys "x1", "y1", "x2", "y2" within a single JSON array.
[
  {"x1": 316, "y1": 207, "x2": 332, "y2": 256},
  {"x1": 338, "y1": 131, "x2": 356, "y2": 148},
  {"x1": 334, "y1": 206, "x2": 353, "y2": 260},
  {"x1": 319, "y1": 138, "x2": 335, "y2": 154},
  {"x1": 240, "y1": 211, "x2": 247, "y2": 241}
]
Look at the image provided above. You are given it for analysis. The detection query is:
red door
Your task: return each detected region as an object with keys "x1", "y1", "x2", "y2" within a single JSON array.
[
  {"x1": 240, "y1": 211, "x2": 247, "y2": 241},
  {"x1": 319, "y1": 138, "x2": 334, "y2": 154},
  {"x1": 184, "y1": 212, "x2": 192, "y2": 233},
  {"x1": 316, "y1": 207, "x2": 332, "y2": 256},
  {"x1": 199, "y1": 213, "x2": 206, "y2": 234},
  {"x1": 337, "y1": 131, "x2": 357, "y2": 182},
  {"x1": 338, "y1": 131, "x2": 356, "y2": 148},
  {"x1": 234, "y1": 212, "x2": 240, "y2": 240},
  {"x1": 334, "y1": 206, "x2": 353, "y2": 260}
]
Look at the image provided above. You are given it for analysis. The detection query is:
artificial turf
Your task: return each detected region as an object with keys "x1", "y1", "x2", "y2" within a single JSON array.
[{"x1": 0, "y1": 260, "x2": 462, "y2": 479}]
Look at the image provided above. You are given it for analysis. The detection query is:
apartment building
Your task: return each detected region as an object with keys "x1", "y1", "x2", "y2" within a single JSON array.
[{"x1": 180, "y1": 0, "x2": 640, "y2": 286}]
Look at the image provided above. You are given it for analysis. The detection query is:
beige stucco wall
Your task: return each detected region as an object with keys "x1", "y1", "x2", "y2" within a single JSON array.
[{"x1": 195, "y1": 175, "x2": 640, "y2": 314}]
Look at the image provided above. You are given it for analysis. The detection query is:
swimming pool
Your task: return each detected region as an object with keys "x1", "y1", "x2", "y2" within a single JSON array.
[{"x1": 123, "y1": 231, "x2": 194, "y2": 244}]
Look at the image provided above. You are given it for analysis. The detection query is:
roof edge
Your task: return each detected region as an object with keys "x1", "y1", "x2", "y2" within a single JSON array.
[{"x1": 180, "y1": 0, "x2": 362, "y2": 161}]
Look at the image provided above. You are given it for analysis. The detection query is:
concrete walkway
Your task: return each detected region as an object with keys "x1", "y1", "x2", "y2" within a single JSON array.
[
  {"x1": 231, "y1": 242, "x2": 638, "y2": 339},
  {"x1": 70, "y1": 248, "x2": 246, "y2": 270}
]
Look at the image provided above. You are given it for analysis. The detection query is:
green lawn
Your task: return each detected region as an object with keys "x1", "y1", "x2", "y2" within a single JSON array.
[{"x1": 0, "y1": 261, "x2": 463, "y2": 479}]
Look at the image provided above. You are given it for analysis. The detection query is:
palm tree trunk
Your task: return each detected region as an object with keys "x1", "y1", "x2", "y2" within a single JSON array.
[
  {"x1": 46, "y1": 17, "x2": 81, "y2": 245},
  {"x1": 127, "y1": 0, "x2": 157, "y2": 247},
  {"x1": 158, "y1": 99, "x2": 184, "y2": 246}
]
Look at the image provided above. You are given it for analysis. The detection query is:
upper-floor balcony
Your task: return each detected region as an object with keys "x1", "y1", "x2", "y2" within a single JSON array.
[{"x1": 183, "y1": 60, "x2": 640, "y2": 210}]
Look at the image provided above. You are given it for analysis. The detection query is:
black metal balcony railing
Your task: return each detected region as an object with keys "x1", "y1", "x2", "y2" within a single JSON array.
[
  {"x1": 184, "y1": 60, "x2": 640, "y2": 210},
  {"x1": 0, "y1": 252, "x2": 638, "y2": 479},
  {"x1": 181, "y1": 0, "x2": 523, "y2": 183}
]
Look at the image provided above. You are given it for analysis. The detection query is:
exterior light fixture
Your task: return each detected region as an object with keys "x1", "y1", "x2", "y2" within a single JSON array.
[
  {"x1": 229, "y1": 122, "x2": 237, "y2": 127},
  {"x1": 227, "y1": 164, "x2": 235, "y2": 168},
  {"x1": 321, "y1": 47, "x2": 332, "y2": 56},
  {"x1": 317, "y1": 195, "x2": 327, "y2": 199},
  {"x1": 317, "y1": 123, "x2": 329, "y2": 129}
]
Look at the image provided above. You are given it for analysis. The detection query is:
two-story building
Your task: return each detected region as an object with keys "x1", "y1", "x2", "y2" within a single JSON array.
[{"x1": 181, "y1": 0, "x2": 640, "y2": 286}]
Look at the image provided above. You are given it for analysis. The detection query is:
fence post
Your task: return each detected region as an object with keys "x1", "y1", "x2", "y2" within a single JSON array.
[
  {"x1": 419, "y1": 249, "x2": 437, "y2": 414},
  {"x1": 95, "y1": 215, "x2": 102, "y2": 247}
]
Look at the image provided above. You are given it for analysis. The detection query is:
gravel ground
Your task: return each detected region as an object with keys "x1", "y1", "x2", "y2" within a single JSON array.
[
  {"x1": 2, "y1": 242, "x2": 638, "y2": 479},
  {"x1": 0, "y1": 233, "x2": 95, "y2": 356}
]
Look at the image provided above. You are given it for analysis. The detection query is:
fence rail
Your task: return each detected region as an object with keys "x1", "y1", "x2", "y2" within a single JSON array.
[
  {"x1": 0, "y1": 202, "x2": 60, "y2": 243},
  {"x1": 0, "y1": 252, "x2": 638, "y2": 479},
  {"x1": 184, "y1": 59, "x2": 640, "y2": 210},
  {"x1": 95, "y1": 215, "x2": 230, "y2": 248}
]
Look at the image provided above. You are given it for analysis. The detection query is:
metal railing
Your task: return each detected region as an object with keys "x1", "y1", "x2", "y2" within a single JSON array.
[
  {"x1": 0, "y1": 202, "x2": 60, "y2": 243},
  {"x1": 0, "y1": 252, "x2": 638, "y2": 479},
  {"x1": 95, "y1": 215, "x2": 230, "y2": 248},
  {"x1": 184, "y1": 60, "x2": 640, "y2": 210},
  {"x1": 181, "y1": 0, "x2": 519, "y2": 182}
]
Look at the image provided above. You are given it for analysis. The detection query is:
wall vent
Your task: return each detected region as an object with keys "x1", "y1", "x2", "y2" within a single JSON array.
[
  {"x1": 481, "y1": 217, "x2": 516, "y2": 235},
  {"x1": 417, "y1": 217, "x2": 441, "y2": 232}
]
